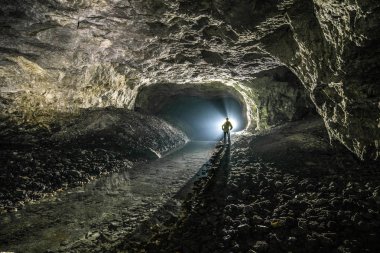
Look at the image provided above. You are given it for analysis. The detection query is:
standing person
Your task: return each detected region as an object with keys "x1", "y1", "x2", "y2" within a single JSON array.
[{"x1": 222, "y1": 117, "x2": 233, "y2": 144}]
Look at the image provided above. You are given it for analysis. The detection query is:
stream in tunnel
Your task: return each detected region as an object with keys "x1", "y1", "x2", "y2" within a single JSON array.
[{"x1": 0, "y1": 141, "x2": 217, "y2": 253}]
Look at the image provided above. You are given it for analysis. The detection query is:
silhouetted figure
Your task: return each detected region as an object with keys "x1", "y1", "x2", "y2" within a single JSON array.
[{"x1": 222, "y1": 117, "x2": 233, "y2": 144}]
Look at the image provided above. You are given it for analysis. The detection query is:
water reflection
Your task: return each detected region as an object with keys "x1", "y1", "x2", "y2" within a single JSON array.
[{"x1": 0, "y1": 141, "x2": 215, "y2": 253}]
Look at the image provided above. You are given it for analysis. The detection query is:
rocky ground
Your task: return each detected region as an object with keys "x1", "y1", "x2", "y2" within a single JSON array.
[
  {"x1": 132, "y1": 117, "x2": 380, "y2": 253},
  {"x1": 0, "y1": 108, "x2": 187, "y2": 213},
  {"x1": 0, "y1": 141, "x2": 214, "y2": 253}
]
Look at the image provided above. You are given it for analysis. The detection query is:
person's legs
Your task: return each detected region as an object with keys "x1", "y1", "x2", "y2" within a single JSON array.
[
  {"x1": 228, "y1": 131, "x2": 231, "y2": 143},
  {"x1": 223, "y1": 131, "x2": 227, "y2": 143}
]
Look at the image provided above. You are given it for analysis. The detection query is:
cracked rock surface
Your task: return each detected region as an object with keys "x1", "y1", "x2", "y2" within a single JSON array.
[{"x1": 0, "y1": 0, "x2": 378, "y2": 159}]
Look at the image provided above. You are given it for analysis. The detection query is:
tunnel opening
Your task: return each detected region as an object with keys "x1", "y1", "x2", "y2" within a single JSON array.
[
  {"x1": 158, "y1": 95, "x2": 245, "y2": 140},
  {"x1": 134, "y1": 83, "x2": 248, "y2": 141}
]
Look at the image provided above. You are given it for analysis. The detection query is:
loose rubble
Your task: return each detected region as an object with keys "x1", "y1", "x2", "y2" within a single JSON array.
[
  {"x1": 142, "y1": 118, "x2": 380, "y2": 253},
  {"x1": 0, "y1": 108, "x2": 187, "y2": 213}
]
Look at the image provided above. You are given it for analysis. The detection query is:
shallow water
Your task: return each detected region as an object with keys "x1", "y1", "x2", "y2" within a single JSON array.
[{"x1": 0, "y1": 141, "x2": 216, "y2": 253}]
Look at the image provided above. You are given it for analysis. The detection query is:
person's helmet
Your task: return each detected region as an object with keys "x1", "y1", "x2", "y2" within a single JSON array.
[{"x1": 226, "y1": 117, "x2": 229, "y2": 120}]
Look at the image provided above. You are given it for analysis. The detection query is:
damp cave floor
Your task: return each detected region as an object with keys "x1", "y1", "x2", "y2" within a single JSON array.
[
  {"x1": 0, "y1": 141, "x2": 217, "y2": 253},
  {"x1": 1, "y1": 118, "x2": 380, "y2": 253}
]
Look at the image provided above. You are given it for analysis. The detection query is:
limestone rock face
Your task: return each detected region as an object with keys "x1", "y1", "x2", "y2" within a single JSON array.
[
  {"x1": 252, "y1": 0, "x2": 380, "y2": 160},
  {"x1": 0, "y1": 0, "x2": 378, "y2": 160}
]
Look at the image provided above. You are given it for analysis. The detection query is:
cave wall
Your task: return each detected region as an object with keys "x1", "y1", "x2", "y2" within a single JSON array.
[
  {"x1": 134, "y1": 82, "x2": 246, "y2": 116},
  {"x1": 254, "y1": 0, "x2": 380, "y2": 160},
  {"x1": 0, "y1": 0, "x2": 312, "y2": 130},
  {"x1": 0, "y1": 0, "x2": 378, "y2": 160},
  {"x1": 241, "y1": 66, "x2": 315, "y2": 129}
]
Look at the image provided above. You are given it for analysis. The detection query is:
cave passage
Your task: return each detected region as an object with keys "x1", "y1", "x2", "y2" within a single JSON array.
[
  {"x1": 1, "y1": 0, "x2": 379, "y2": 252},
  {"x1": 157, "y1": 95, "x2": 246, "y2": 141},
  {"x1": 134, "y1": 83, "x2": 248, "y2": 141}
]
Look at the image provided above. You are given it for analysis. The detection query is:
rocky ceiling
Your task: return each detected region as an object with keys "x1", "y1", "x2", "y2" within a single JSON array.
[{"x1": 0, "y1": 0, "x2": 379, "y2": 160}]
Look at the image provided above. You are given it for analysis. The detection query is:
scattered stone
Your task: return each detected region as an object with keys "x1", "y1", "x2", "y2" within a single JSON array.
[
  {"x1": 108, "y1": 221, "x2": 120, "y2": 231},
  {"x1": 253, "y1": 241, "x2": 269, "y2": 253},
  {"x1": 274, "y1": 181, "x2": 283, "y2": 188}
]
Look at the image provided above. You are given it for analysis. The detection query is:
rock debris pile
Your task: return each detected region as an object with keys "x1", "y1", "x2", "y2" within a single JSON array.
[
  {"x1": 144, "y1": 118, "x2": 380, "y2": 253},
  {"x1": 0, "y1": 108, "x2": 187, "y2": 213}
]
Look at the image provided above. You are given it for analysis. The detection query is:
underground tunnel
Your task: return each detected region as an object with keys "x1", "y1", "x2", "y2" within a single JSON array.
[
  {"x1": 0, "y1": 0, "x2": 380, "y2": 253},
  {"x1": 134, "y1": 83, "x2": 248, "y2": 141}
]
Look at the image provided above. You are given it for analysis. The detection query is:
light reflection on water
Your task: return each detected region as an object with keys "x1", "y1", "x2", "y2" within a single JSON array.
[{"x1": 0, "y1": 141, "x2": 216, "y2": 253}]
